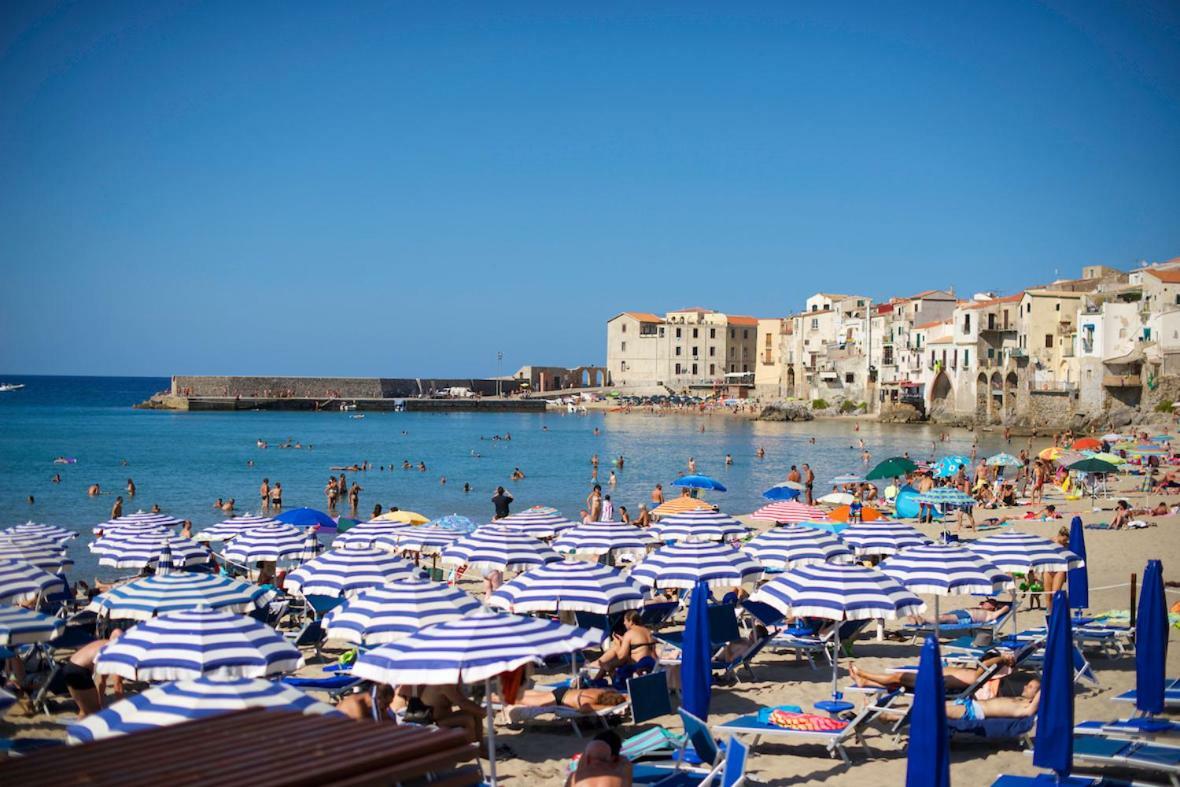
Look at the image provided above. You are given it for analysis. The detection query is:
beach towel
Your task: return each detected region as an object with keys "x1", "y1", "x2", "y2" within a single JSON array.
[{"x1": 767, "y1": 710, "x2": 847, "y2": 732}]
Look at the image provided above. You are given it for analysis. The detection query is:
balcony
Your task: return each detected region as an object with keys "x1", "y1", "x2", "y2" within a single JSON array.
[
  {"x1": 979, "y1": 324, "x2": 1015, "y2": 334},
  {"x1": 1008, "y1": 348, "x2": 1027, "y2": 359},
  {"x1": 1103, "y1": 374, "x2": 1140, "y2": 388}
]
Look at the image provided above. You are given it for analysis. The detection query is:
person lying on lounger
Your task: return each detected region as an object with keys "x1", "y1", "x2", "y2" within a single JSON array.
[
  {"x1": 586, "y1": 610, "x2": 656, "y2": 681},
  {"x1": 907, "y1": 598, "x2": 1011, "y2": 626},
  {"x1": 504, "y1": 687, "x2": 628, "y2": 712},
  {"x1": 945, "y1": 679, "x2": 1040, "y2": 721},
  {"x1": 850, "y1": 650, "x2": 1017, "y2": 696}
]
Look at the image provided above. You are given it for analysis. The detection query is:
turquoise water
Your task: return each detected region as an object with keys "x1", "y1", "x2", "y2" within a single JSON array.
[{"x1": 0, "y1": 376, "x2": 1013, "y2": 578}]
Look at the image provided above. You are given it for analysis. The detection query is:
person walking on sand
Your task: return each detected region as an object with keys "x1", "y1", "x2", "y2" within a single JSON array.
[
  {"x1": 110, "y1": 496, "x2": 123, "y2": 519},
  {"x1": 260, "y1": 478, "x2": 270, "y2": 512}
]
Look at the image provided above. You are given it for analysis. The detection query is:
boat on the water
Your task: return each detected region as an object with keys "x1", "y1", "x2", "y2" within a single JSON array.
[{"x1": 0, "y1": 383, "x2": 25, "y2": 392}]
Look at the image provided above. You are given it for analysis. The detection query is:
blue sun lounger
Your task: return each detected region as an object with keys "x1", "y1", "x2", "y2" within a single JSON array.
[
  {"x1": 948, "y1": 714, "x2": 1036, "y2": 747},
  {"x1": 1076, "y1": 717, "x2": 1180, "y2": 741},
  {"x1": 1112, "y1": 678, "x2": 1180, "y2": 708},
  {"x1": 1072, "y1": 735, "x2": 1180, "y2": 785}
]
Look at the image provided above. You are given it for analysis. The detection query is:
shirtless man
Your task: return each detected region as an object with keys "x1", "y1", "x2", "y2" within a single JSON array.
[
  {"x1": 570, "y1": 731, "x2": 632, "y2": 787},
  {"x1": 650, "y1": 484, "x2": 664, "y2": 505},
  {"x1": 88, "y1": 484, "x2": 102, "y2": 497},
  {"x1": 587, "y1": 611, "x2": 655, "y2": 681},
  {"x1": 908, "y1": 598, "x2": 1010, "y2": 627},
  {"x1": 802, "y1": 464, "x2": 816, "y2": 506},
  {"x1": 850, "y1": 649, "x2": 1017, "y2": 695},
  {"x1": 946, "y1": 679, "x2": 1041, "y2": 722},
  {"x1": 65, "y1": 630, "x2": 124, "y2": 718},
  {"x1": 269, "y1": 482, "x2": 283, "y2": 511}
]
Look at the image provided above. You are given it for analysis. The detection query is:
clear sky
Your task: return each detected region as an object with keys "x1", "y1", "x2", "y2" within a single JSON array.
[{"x1": 2, "y1": 1, "x2": 1178, "y2": 377}]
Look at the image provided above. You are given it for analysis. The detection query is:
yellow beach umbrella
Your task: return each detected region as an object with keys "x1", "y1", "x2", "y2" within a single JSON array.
[
  {"x1": 374, "y1": 510, "x2": 429, "y2": 525},
  {"x1": 1038, "y1": 446, "x2": 1063, "y2": 461},
  {"x1": 651, "y1": 497, "x2": 715, "y2": 517},
  {"x1": 1088, "y1": 452, "x2": 1125, "y2": 465}
]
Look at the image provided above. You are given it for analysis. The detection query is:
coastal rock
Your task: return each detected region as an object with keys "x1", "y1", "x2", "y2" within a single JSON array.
[
  {"x1": 757, "y1": 403, "x2": 814, "y2": 422},
  {"x1": 878, "y1": 403, "x2": 924, "y2": 423}
]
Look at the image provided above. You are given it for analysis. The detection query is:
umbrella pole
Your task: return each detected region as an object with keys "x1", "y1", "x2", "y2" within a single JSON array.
[
  {"x1": 933, "y1": 596, "x2": 940, "y2": 640},
  {"x1": 832, "y1": 623, "x2": 841, "y2": 699},
  {"x1": 485, "y1": 676, "x2": 498, "y2": 786}
]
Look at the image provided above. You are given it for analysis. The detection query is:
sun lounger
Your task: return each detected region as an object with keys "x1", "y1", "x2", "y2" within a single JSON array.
[
  {"x1": 1076, "y1": 718, "x2": 1180, "y2": 741},
  {"x1": 1073, "y1": 735, "x2": 1180, "y2": 785},
  {"x1": 948, "y1": 714, "x2": 1036, "y2": 747},
  {"x1": 711, "y1": 632, "x2": 772, "y2": 683},
  {"x1": 769, "y1": 619, "x2": 869, "y2": 670},
  {"x1": 991, "y1": 774, "x2": 1133, "y2": 785},
  {"x1": 657, "y1": 604, "x2": 741, "y2": 653},
  {"x1": 904, "y1": 599, "x2": 1019, "y2": 642},
  {"x1": 631, "y1": 734, "x2": 748, "y2": 787}
]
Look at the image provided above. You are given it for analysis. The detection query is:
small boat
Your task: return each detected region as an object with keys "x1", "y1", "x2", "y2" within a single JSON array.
[
  {"x1": 0, "y1": 383, "x2": 25, "y2": 392},
  {"x1": 339, "y1": 402, "x2": 357, "y2": 411},
  {"x1": 349, "y1": 414, "x2": 365, "y2": 419}
]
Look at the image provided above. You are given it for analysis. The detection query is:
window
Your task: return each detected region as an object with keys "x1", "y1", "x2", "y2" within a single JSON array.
[
  {"x1": 709, "y1": 346, "x2": 716, "y2": 357},
  {"x1": 692, "y1": 328, "x2": 698, "y2": 339},
  {"x1": 952, "y1": 350, "x2": 957, "y2": 369},
  {"x1": 691, "y1": 363, "x2": 698, "y2": 375},
  {"x1": 1055, "y1": 303, "x2": 1060, "y2": 311},
  {"x1": 743, "y1": 329, "x2": 749, "y2": 339},
  {"x1": 620, "y1": 361, "x2": 627, "y2": 371},
  {"x1": 620, "y1": 342, "x2": 626, "y2": 352},
  {"x1": 709, "y1": 328, "x2": 716, "y2": 339},
  {"x1": 621, "y1": 324, "x2": 627, "y2": 333},
  {"x1": 964, "y1": 350, "x2": 970, "y2": 368},
  {"x1": 709, "y1": 364, "x2": 715, "y2": 375},
  {"x1": 845, "y1": 373, "x2": 855, "y2": 383},
  {"x1": 742, "y1": 364, "x2": 748, "y2": 372},
  {"x1": 987, "y1": 348, "x2": 995, "y2": 359},
  {"x1": 764, "y1": 333, "x2": 772, "y2": 347},
  {"x1": 640, "y1": 323, "x2": 658, "y2": 336},
  {"x1": 675, "y1": 346, "x2": 682, "y2": 356},
  {"x1": 675, "y1": 327, "x2": 682, "y2": 338},
  {"x1": 692, "y1": 346, "x2": 699, "y2": 357},
  {"x1": 1045, "y1": 334, "x2": 1053, "y2": 349},
  {"x1": 658, "y1": 327, "x2": 665, "y2": 337},
  {"x1": 963, "y1": 314, "x2": 971, "y2": 332},
  {"x1": 810, "y1": 318, "x2": 819, "y2": 330},
  {"x1": 674, "y1": 363, "x2": 681, "y2": 374},
  {"x1": 730, "y1": 328, "x2": 735, "y2": 338}
]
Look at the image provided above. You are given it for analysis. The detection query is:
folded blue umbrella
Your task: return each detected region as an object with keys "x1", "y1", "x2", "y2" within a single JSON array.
[
  {"x1": 907, "y1": 636, "x2": 949, "y2": 787},
  {"x1": 1067, "y1": 516, "x2": 1089, "y2": 610},
  {"x1": 1033, "y1": 591, "x2": 1074, "y2": 779},
  {"x1": 681, "y1": 580, "x2": 713, "y2": 721},
  {"x1": 1137, "y1": 559, "x2": 1168, "y2": 715}
]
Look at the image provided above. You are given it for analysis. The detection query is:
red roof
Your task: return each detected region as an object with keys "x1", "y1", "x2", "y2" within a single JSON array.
[
  {"x1": 727, "y1": 315, "x2": 758, "y2": 326},
  {"x1": 1145, "y1": 269, "x2": 1180, "y2": 284},
  {"x1": 962, "y1": 293, "x2": 1022, "y2": 310},
  {"x1": 914, "y1": 320, "x2": 950, "y2": 330},
  {"x1": 619, "y1": 312, "x2": 664, "y2": 323}
]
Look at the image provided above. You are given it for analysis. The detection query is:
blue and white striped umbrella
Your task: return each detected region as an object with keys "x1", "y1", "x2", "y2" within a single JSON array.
[
  {"x1": 352, "y1": 609, "x2": 601, "y2": 685},
  {"x1": 284, "y1": 548, "x2": 427, "y2": 597},
  {"x1": 751, "y1": 563, "x2": 926, "y2": 621},
  {"x1": 155, "y1": 541, "x2": 176, "y2": 576},
  {"x1": 66, "y1": 676, "x2": 339, "y2": 744},
  {"x1": 380, "y1": 526, "x2": 465, "y2": 556},
  {"x1": 630, "y1": 541, "x2": 763, "y2": 590},
  {"x1": 0, "y1": 539, "x2": 73, "y2": 572},
  {"x1": 492, "y1": 510, "x2": 577, "y2": 538},
  {"x1": 489, "y1": 561, "x2": 647, "y2": 614},
  {"x1": 94, "y1": 608, "x2": 303, "y2": 682},
  {"x1": 221, "y1": 524, "x2": 309, "y2": 564},
  {"x1": 87, "y1": 573, "x2": 274, "y2": 621},
  {"x1": 840, "y1": 521, "x2": 930, "y2": 557},
  {"x1": 97, "y1": 512, "x2": 183, "y2": 533},
  {"x1": 986, "y1": 453, "x2": 1022, "y2": 468},
  {"x1": 879, "y1": 544, "x2": 1013, "y2": 596},
  {"x1": 933, "y1": 456, "x2": 972, "y2": 478},
  {"x1": 967, "y1": 532, "x2": 1084, "y2": 574},
  {"x1": 649, "y1": 509, "x2": 747, "y2": 543},
  {"x1": 323, "y1": 582, "x2": 480, "y2": 646},
  {"x1": 914, "y1": 486, "x2": 977, "y2": 510},
  {"x1": 2, "y1": 522, "x2": 78, "y2": 544},
  {"x1": 0, "y1": 605, "x2": 65, "y2": 645},
  {"x1": 90, "y1": 532, "x2": 210, "y2": 570},
  {"x1": 195, "y1": 515, "x2": 283, "y2": 543},
  {"x1": 831, "y1": 474, "x2": 866, "y2": 485},
  {"x1": 0, "y1": 558, "x2": 67, "y2": 604},
  {"x1": 0, "y1": 687, "x2": 14, "y2": 714},
  {"x1": 741, "y1": 525, "x2": 852, "y2": 570},
  {"x1": 295, "y1": 529, "x2": 323, "y2": 564},
  {"x1": 440, "y1": 526, "x2": 560, "y2": 574},
  {"x1": 334, "y1": 519, "x2": 413, "y2": 549},
  {"x1": 552, "y1": 522, "x2": 655, "y2": 559}
]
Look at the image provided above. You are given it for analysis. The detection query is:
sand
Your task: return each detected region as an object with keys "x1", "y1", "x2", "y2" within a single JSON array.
[{"x1": 3, "y1": 465, "x2": 1178, "y2": 787}]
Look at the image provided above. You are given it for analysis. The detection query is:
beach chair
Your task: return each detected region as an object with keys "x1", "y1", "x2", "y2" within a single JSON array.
[
  {"x1": 657, "y1": 604, "x2": 741, "y2": 654},
  {"x1": 631, "y1": 733, "x2": 748, "y2": 787},
  {"x1": 903, "y1": 598, "x2": 1019, "y2": 643},
  {"x1": 26, "y1": 623, "x2": 100, "y2": 716},
  {"x1": 1112, "y1": 678, "x2": 1180, "y2": 709},
  {"x1": 1072, "y1": 735, "x2": 1180, "y2": 785},
  {"x1": 710, "y1": 690, "x2": 902, "y2": 764},
  {"x1": 947, "y1": 714, "x2": 1037, "y2": 748},
  {"x1": 769, "y1": 619, "x2": 869, "y2": 670},
  {"x1": 637, "y1": 601, "x2": 680, "y2": 631},
  {"x1": 711, "y1": 630, "x2": 773, "y2": 684},
  {"x1": 1076, "y1": 717, "x2": 1180, "y2": 742}
]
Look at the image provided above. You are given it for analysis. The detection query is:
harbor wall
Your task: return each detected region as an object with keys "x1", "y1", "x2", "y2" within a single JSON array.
[{"x1": 170, "y1": 375, "x2": 525, "y2": 399}]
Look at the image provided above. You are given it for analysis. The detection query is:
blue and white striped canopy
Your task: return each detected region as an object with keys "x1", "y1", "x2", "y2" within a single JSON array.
[
  {"x1": 334, "y1": 519, "x2": 413, "y2": 549},
  {"x1": 552, "y1": 522, "x2": 655, "y2": 559},
  {"x1": 489, "y1": 560, "x2": 647, "y2": 614},
  {"x1": 831, "y1": 474, "x2": 866, "y2": 485},
  {"x1": 90, "y1": 532, "x2": 210, "y2": 570},
  {"x1": 440, "y1": 526, "x2": 560, "y2": 574},
  {"x1": 0, "y1": 539, "x2": 73, "y2": 572},
  {"x1": 933, "y1": 456, "x2": 972, "y2": 478},
  {"x1": 98, "y1": 512, "x2": 183, "y2": 533},
  {"x1": 986, "y1": 453, "x2": 1023, "y2": 468},
  {"x1": 155, "y1": 542, "x2": 176, "y2": 576},
  {"x1": 323, "y1": 582, "x2": 480, "y2": 646},
  {"x1": 195, "y1": 515, "x2": 283, "y2": 543},
  {"x1": 741, "y1": 525, "x2": 852, "y2": 570},
  {"x1": 2, "y1": 522, "x2": 77, "y2": 544},
  {"x1": 750, "y1": 563, "x2": 926, "y2": 621},
  {"x1": 381, "y1": 525, "x2": 465, "y2": 555},
  {"x1": 66, "y1": 676, "x2": 338, "y2": 744},
  {"x1": 221, "y1": 524, "x2": 309, "y2": 564},
  {"x1": 492, "y1": 510, "x2": 577, "y2": 538},
  {"x1": 967, "y1": 532, "x2": 1084, "y2": 574},
  {"x1": 295, "y1": 530, "x2": 323, "y2": 564},
  {"x1": 649, "y1": 509, "x2": 747, "y2": 543},
  {"x1": 839, "y1": 521, "x2": 930, "y2": 557},
  {"x1": 0, "y1": 605, "x2": 65, "y2": 645},
  {"x1": 284, "y1": 548, "x2": 427, "y2": 597},
  {"x1": 87, "y1": 573, "x2": 274, "y2": 621},
  {"x1": 630, "y1": 541, "x2": 763, "y2": 590},
  {"x1": 0, "y1": 558, "x2": 67, "y2": 604},
  {"x1": 351, "y1": 610, "x2": 601, "y2": 685},
  {"x1": 879, "y1": 544, "x2": 1013, "y2": 596},
  {"x1": 915, "y1": 486, "x2": 977, "y2": 509},
  {"x1": 94, "y1": 608, "x2": 303, "y2": 682}
]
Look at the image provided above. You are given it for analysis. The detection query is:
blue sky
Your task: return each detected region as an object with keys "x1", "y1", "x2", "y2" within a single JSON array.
[{"x1": 2, "y1": 1, "x2": 1178, "y2": 377}]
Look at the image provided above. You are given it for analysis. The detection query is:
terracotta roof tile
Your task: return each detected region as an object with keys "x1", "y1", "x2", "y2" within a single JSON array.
[
  {"x1": 620, "y1": 312, "x2": 664, "y2": 323},
  {"x1": 1145, "y1": 268, "x2": 1180, "y2": 284}
]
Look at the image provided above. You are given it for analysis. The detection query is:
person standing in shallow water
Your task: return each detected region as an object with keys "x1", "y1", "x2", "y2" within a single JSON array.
[
  {"x1": 110, "y1": 496, "x2": 123, "y2": 519},
  {"x1": 260, "y1": 478, "x2": 270, "y2": 512},
  {"x1": 491, "y1": 486, "x2": 513, "y2": 520}
]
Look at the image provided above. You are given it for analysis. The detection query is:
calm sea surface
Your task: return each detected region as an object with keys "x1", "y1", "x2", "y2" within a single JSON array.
[{"x1": 0, "y1": 376, "x2": 1015, "y2": 579}]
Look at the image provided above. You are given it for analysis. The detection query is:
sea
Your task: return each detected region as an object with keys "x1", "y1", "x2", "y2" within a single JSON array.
[{"x1": 0, "y1": 375, "x2": 1016, "y2": 579}]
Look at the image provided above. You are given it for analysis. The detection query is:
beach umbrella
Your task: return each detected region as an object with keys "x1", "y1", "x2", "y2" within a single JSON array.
[
  {"x1": 866, "y1": 457, "x2": 917, "y2": 481},
  {"x1": 194, "y1": 515, "x2": 282, "y2": 543},
  {"x1": 352, "y1": 610, "x2": 601, "y2": 785},
  {"x1": 0, "y1": 558, "x2": 67, "y2": 604},
  {"x1": 742, "y1": 525, "x2": 851, "y2": 570},
  {"x1": 840, "y1": 522, "x2": 930, "y2": 557},
  {"x1": 0, "y1": 687, "x2": 13, "y2": 714},
  {"x1": 94, "y1": 607, "x2": 303, "y2": 682},
  {"x1": 650, "y1": 509, "x2": 746, "y2": 543},
  {"x1": 374, "y1": 510, "x2": 430, "y2": 525},
  {"x1": 880, "y1": 544, "x2": 1012, "y2": 637},
  {"x1": 1066, "y1": 516, "x2": 1089, "y2": 611},
  {"x1": 830, "y1": 474, "x2": 866, "y2": 486},
  {"x1": 493, "y1": 510, "x2": 577, "y2": 538},
  {"x1": 66, "y1": 676, "x2": 339, "y2": 744},
  {"x1": 323, "y1": 582, "x2": 480, "y2": 646},
  {"x1": 221, "y1": 523, "x2": 308, "y2": 564},
  {"x1": 914, "y1": 486, "x2": 976, "y2": 511},
  {"x1": 0, "y1": 540, "x2": 73, "y2": 572},
  {"x1": 1038, "y1": 446, "x2": 1064, "y2": 461},
  {"x1": 1136, "y1": 559, "x2": 1168, "y2": 715},
  {"x1": 651, "y1": 497, "x2": 715, "y2": 517},
  {"x1": 986, "y1": 452, "x2": 1022, "y2": 467},
  {"x1": 933, "y1": 455, "x2": 971, "y2": 478},
  {"x1": 816, "y1": 492, "x2": 855, "y2": 506},
  {"x1": 432, "y1": 514, "x2": 479, "y2": 533},
  {"x1": 86, "y1": 573, "x2": 274, "y2": 621},
  {"x1": 1053, "y1": 451, "x2": 1087, "y2": 467},
  {"x1": 1072, "y1": 437, "x2": 1102, "y2": 451},
  {"x1": 750, "y1": 501, "x2": 830, "y2": 523},
  {"x1": 295, "y1": 529, "x2": 323, "y2": 564},
  {"x1": 630, "y1": 541, "x2": 763, "y2": 590},
  {"x1": 681, "y1": 580, "x2": 712, "y2": 722},
  {"x1": 1126, "y1": 443, "x2": 1167, "y2": 456},
  {"x1": 751, "y1": 563, "x2": 923, "y2": 697},
  {"x1": 1066, "y1": 458, "x2": 1118, "y2": 475},
  {"x1": 1, "y1": 522, "x2": 77, "y2": 544},
  {"x1": 552, "y1": 522, "x2": 655, "y2": 560},
  {"x1": 0, "y1": 605, "x2": 65, "y2": 645},
  {"x1": 99, "y1": 512, "x2": 183, "y2": 532},
  {"x1": 275, "y1": 507, "x2": 336, "y2": 530},
  {"x1": 828, "y1": 504, "x2": 882, "y2": 523},
  {"x1": 1087, "y1": 452, "x2": 1125, "y2": 465},
  {"x1": 968, "y1": 532, "x2": 1084, "y2": 574},
  {"x1": 382, "y1": 525, "x2": 465, "y2": 556},
  {"x1": 489, "y1": 561, "x2": 645, "y2": 615},
  {"x1": 671, "y1": 474, "x2": 727, "y2": 492},
  {"x1": 334, "y1": 519, "x2": 413, "y2": 549},
  {"x1": 284, "y1": 548, "x2": 427, "y2": 597},
  {"x1": 761, "y1": 482, "x2": 802, "y2": 501},
  {"x1": 440, "y1": 526, "x2": 560, "y2": 575},
  {"x1": 90, "y1": 532, "x2": 210, "y2": 570},
  {"x1": 1033, "y1": 591, "x2": 1074, "y2": 780},
  {"x1": 906, "y1": 636, "x2": 950, "y2": 787},
  {"x1": 155, "y1": 541, "x2": 175, "y2": 576}
]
